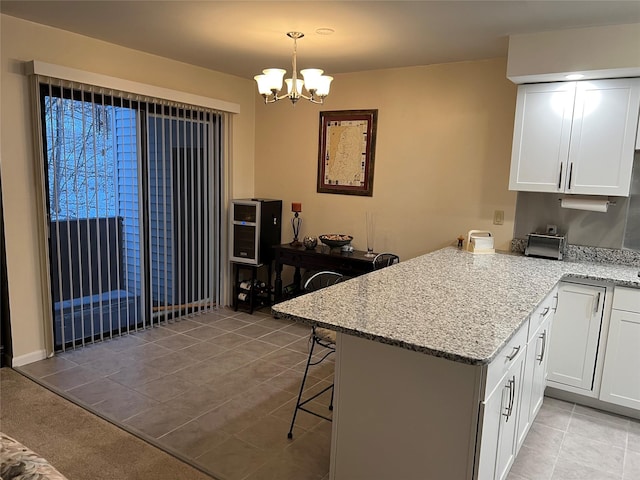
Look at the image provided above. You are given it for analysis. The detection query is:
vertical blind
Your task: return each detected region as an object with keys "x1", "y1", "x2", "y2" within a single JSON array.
[{"x1": 35, "y1": 76, "x2": 225, "y2": 351}]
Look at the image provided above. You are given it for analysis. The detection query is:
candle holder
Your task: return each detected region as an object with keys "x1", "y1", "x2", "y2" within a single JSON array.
[{"x1": 290, "y1": 202, "x2": 302, "y2": 247}]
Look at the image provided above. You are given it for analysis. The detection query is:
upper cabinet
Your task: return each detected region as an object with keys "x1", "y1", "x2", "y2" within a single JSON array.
[{"x1": 509, "y1": 78, "x2": 640, "y2": 196}]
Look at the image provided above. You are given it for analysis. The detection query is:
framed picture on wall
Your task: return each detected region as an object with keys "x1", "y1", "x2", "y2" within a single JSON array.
[{"x1": 317, "y1": 109, "x2": 378, "y2": 196}]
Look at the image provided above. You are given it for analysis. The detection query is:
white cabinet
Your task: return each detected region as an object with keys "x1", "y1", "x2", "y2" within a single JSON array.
[
  {"x1": 600, "y1": 287, "x2": 640, "y2": 410},
  {"x1": 547, "y1": 282, "x2": 605, "y2": 392},
  {"x1": 529, "y1": 318, "x2": 552, "y2": 420},
  {"x1": 496, "y1": 348, "x2": 526, "y2": 480},
  {"x1": 479, "y1": 355, "x2": 526, "y2": 480},
  {"x1": 517, "y1": 292, "x2": 555, "y2": 452},
  {"x1": 478, "y1": 323, "x2": 529, "y2": 480},
  {"x1": 331, "y1": 320, "x2": 540, "y2": 480},
  {"x1": 509, "y1": 78, "x2": 640, "y2": 196}
]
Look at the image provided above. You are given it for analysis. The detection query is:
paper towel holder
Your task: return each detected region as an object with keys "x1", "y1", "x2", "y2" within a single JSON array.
[
  {"x1": 557, "y1": 197, "x2": 616, "y2": 205},
  {"x1": 558, "y1": 196, "x2": 616, "y2": 212}
]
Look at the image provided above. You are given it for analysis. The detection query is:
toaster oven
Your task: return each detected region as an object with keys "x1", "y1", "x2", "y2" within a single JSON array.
[{"x1": 524, "y1": 233, "x2": 565, "y2": 260}]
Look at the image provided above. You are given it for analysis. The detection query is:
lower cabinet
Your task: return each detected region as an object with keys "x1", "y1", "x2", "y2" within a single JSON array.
[
  {"x1": 547, "y1": 282, "x2": 605, "y2": 392},
  {"x1": 529, "y1": 317, "x2": 552, "y2": 421},
  {"x1": 479, "y1": 350, "x2": 526, "y2": 480},
  {"x1": 478, "y1": 288, "x2": 557, "y2": 480},
  {"x1": 330, "y1": 290, "x2": 559, "y2": 480},
  {"x1": 546, "y1": 282, "x2": 640, "y2": 415},
  {"x1": 599, "y1": 287, "x2": 640, "y2": 410},
  {"x1": 517, "y1": 309, "x2": 553, "y2": 452}
]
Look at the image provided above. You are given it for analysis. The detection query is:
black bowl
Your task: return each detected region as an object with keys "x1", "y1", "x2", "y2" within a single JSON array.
[{"x1": 319, "y1": 234, "x2": 353, "y2": 248}]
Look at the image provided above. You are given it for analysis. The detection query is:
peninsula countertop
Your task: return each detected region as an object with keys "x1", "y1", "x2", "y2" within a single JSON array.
[{"x1": 271, "y1": 247, "x2": 640, "y2": 365}]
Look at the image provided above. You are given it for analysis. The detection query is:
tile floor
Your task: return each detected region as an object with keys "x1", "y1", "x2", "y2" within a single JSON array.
[
  {"x1": 19, "y1": 307, "x2": 334, "y2": 480},
  {"x1": 508, "y1": 396, "x2": 640, "y2": 480},
  {"x1": 16, "y1": 307, "x2": 640, "y2": 480}
]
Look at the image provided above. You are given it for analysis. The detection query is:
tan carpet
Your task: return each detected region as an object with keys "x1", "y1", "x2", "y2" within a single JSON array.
[{"x1": 0, "y1": 368, "x2": 215, "y2": 480}]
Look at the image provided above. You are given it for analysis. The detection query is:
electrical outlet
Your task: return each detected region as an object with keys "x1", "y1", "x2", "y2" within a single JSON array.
[{"x1": 493, "y1": 210, "x2": 504, "y2": 225}]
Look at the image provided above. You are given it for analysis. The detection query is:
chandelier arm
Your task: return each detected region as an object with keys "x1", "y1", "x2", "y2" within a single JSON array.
[{"x1": 262, "y1": 93, "x2": 322, "y2": 105}]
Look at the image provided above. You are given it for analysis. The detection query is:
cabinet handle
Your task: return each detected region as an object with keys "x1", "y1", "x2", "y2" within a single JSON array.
[
  {"x1": 502, "y1": 376, "x2": 516, "y2": 421},
  {"x1": 506, "y1": 345, "x2": 521, "y2": 361},
  {"x1": 553, "y1": 295, "x2": 559, "y2": 312},
  {"x1": 568, "y1": 162, "x2": 574, "y2": 190},
  {"x1": 537, "y1": 330, "x2": 547, "y2": 364},
  {"x1": 594, "y1": 292, "x2": 601, "y2": 313},
  {"x1": 558, "y1": 163, "x2": 563, "y2": 189},
  {"x1": 540, "y1": 306, "x2": 550, "y2": 317}
]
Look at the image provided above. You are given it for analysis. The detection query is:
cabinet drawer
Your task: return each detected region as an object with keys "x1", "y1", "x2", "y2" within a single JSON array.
[
  {"x1": 612, "y1": 287, "x2": 640, "y2": 313},
  {"x1": 528, "y1": 289, "x2": 558, "y2": 341},
  {"x1": 485, "y1": 321, "x2": 529, "y2": 400}
]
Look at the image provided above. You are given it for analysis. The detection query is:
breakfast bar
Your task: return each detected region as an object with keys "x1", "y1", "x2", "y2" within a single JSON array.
[{"x1": 272, "y1": 247, "x2": 640, "y2": 479}]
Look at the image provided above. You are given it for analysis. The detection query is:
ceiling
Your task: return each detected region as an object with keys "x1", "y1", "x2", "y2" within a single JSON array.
[{"x1": 2, "y1": 1, "x2": 640, "y2": 80}]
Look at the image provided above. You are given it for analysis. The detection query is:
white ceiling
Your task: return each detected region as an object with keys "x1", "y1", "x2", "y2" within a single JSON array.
[{"x1": 2, "y1": 1, "x2": 640, "y2": 80}]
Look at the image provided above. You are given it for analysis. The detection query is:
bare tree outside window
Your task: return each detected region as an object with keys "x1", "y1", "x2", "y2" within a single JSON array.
[{"x1": 45, "y1": 96, "x2": 117, "y2": 221}]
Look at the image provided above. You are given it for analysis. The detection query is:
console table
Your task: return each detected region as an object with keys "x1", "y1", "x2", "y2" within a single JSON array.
[{"x1": 273, "y1": 243, "x2": 376, "y2": 302}]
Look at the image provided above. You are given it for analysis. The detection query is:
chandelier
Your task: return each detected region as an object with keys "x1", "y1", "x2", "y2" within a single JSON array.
[{"x1": 254, "y1": 32, "x2": 333, "y2": 105}]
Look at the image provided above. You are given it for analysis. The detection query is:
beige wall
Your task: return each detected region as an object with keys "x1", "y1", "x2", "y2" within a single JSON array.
[
  {"x1": 1, "y1": 16, "x2": 520, "y2": 362},
  {"x1": 0, "y1": 14, "x2": 256, "y2": 361},
  {"x1": 254, "y1": 58, "x2": 518, "y2": 261}
]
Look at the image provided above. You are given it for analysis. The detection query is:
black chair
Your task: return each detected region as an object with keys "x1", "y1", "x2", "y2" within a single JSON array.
[
  {"x1": 372, "y1": 252, "x2": 400, "y2": 269},
  {"x1": 287, "y1": 271, "x2": 343, "y2": 439}
]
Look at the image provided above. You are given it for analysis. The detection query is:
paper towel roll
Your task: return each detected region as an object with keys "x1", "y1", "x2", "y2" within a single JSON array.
[{"x1": 560, "y1": 197, "x2": 609, "y2": 212}]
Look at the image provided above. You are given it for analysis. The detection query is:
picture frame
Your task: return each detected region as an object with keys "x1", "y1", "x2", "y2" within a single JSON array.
[{"x1": 317, "y1": 109, "x2": 378, "y2": 196}]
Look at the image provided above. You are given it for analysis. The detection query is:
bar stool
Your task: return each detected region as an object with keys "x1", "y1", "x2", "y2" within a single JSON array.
[
  {"x1": 372, "y1": 252, "x2": 400, "y2": 269},
  {"x1": 287, "y1": 271, "x2": 343, "y2": 439}
]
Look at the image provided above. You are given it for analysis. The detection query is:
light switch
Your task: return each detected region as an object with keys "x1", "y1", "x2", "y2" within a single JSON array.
[{"x1": 493, "y1": 210, "x2": 504, "y2": 225}]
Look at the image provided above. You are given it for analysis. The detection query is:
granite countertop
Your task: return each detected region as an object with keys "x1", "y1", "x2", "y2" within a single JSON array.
[{"x1": 271, "y1": 247, "x2": 640, "y2": 365}]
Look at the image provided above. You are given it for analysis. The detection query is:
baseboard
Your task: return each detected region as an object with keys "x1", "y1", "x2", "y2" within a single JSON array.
[
  {"x1": 545, "y1": 386, "x2": 640, "y2": 420},
  {"x1": 12, "y1": 349, "x2": 47, "y2": 367}
]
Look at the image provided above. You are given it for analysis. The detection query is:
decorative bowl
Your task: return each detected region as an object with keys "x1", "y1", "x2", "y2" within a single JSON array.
[
  {"x1": 303, "y1": 236, "x2": 318, "y2": 250},
  {"x1": 319, "y1": 234, "x2": 353, "y2": 248}
]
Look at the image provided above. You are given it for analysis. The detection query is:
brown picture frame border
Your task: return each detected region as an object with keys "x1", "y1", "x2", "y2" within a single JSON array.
[{"x1": 317, "y1": 109, "x2": 378, "y2": 196}]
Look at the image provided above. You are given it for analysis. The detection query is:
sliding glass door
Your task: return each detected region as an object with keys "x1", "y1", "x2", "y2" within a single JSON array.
[
  {"x1": 39, "y1": 81, "x2": 222, "y2": 351},
  {"x1": 147, "y1": 112, "x2": 217, "y2": 322}
]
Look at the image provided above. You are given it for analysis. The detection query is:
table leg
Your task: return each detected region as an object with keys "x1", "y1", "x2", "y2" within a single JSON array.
[
  {"x1": 267, "y1": 262, "x2": 273, "y2": 306},
  {"x1": 294, "y1": 267, "x2": 302, "y2": 294},
  {"x1": 275, "y1": 261, "x2": 283, "y2": 303}
]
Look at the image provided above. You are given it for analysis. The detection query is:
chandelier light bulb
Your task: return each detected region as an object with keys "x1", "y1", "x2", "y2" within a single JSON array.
[
  {"x1": 262, "y1": 68, "x2": 286, "y2": 92},
  {"x1": 285, "y1": 78, "x2": 304, "y2": 97},
  {"x1": 300, "y1": 68, "x2": 323, "y2": 92},
  {"x1": 315, "y1": 75, "x2": 333, "y2": 97},
  {"x1": 254, "y1": 74, "x2": 272, "y2": 95}
]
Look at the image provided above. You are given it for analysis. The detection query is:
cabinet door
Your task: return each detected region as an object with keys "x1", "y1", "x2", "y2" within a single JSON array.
[
  {"x1": 567, "y1": 78, "x2": 640, "y2": 196},
  {"x1": 547, "y1": 283, "x2": 605, "y2": 391},
  {"x1": 509, "y1": 82, "x2": 574, "y2": 193},
  {"x1": 600, "y1": 309, "x2": 640, "y2": 410},
  {"x1": 529, "y1": 316, "x2": 552, "y2": 420},
  {"x1": 516, "y1": 314, "x2": 552, "y2": 453},
  {"x1": 495, "y1": 352, "x2": 525, "y2": 480},
  {"x1": 478, "y1": 351, "x2": 526, "y2": 480},
  {"x1": 477, "y1": 386, "x2": 501, "y2": 480}
]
